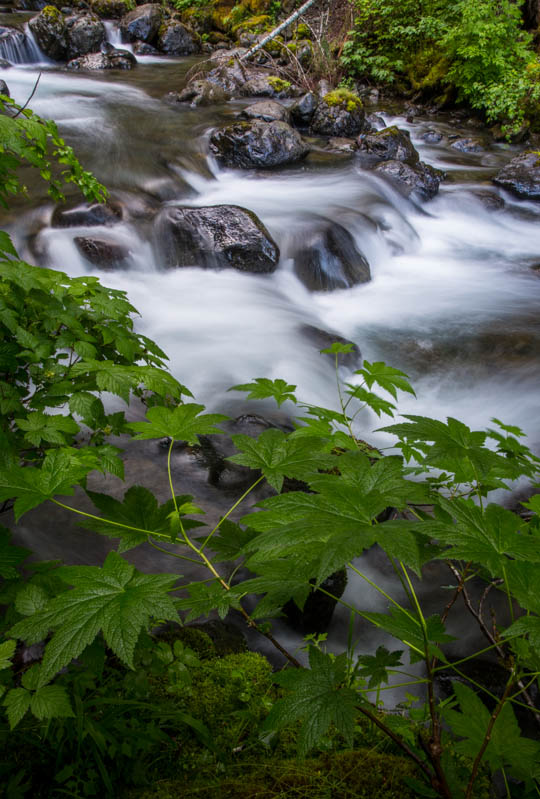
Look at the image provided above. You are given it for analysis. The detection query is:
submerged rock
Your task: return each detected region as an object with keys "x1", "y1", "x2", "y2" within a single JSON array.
[
  {"x1": 357, "y1": 126, "x2": 419, "y2": 165},
  {"x1": 374, "y1": 159, "x2": 444, "y2": 201},
  {"x1": 292, "y1": 221, "x2": 371, "y2": 291},
  {"x1": 209, "y1": 119, "x2": 309, "y2": 169},
  {"x1": 74, "y1": 236, "x2": 130, "y2": 269},
  {"x1": 310, "y1": 89, "x2": 365, "y2": 138},
  {"x1": 51, "y1": 200, "x2": 123, "y2": 227},
  {"x1": 67, "y1": 47, "x2": 136, "y2": 69},
  {"x1": 450, "y1": 136, "x2": 486, "y2": 153},
  {"x1": 492, "y1": 151, "x2": 540, "y2": 199},
  {"x1": 156, "y1": 204, "x2": 280, "y2": 273}
]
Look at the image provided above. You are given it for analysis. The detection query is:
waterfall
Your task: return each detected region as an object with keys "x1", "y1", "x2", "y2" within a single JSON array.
[{"x1": 0, "y1": 24, "x2": 48, "y2": 65}]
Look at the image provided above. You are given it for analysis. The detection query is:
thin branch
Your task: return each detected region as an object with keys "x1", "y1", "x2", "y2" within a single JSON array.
[{"x1": 12, "y1": 73, "x2": 42, "y2": 119}]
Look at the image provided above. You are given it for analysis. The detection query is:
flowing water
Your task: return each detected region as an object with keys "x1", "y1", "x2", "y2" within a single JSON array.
[{"x1": 2, "y1": 29, "x2": 540, "y2": 679}]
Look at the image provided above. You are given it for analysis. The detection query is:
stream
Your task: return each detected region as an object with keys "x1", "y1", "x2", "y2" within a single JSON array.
[{"x1": 2, "y1": 19, "x2": 540, "y2": 684}]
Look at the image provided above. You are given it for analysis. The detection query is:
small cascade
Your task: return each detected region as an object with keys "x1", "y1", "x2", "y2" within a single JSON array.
[
  {"x1": 103, "y1": 20, "x2": 133, "y2": 53},
  {"x1": 0, "y1": 24, "x2": 47, "y2": 64}
]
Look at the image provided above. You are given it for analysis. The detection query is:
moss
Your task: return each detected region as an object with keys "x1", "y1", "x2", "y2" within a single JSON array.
[
  {"x1": 158, "y1": 625, "x2": 216, "y2": 660},
  {"x1": 232, "y1": 13, "x2": 272, "y2": 34},
  {"x1": 406, "y1": 46, "x2": 449, "y2": 93},
  {"x1": 131, "y1": 748, "x2": 418, "y2": 798},
  {"x1": 41, "y1": 4, "x2": 63, "y2": 21},
  {"x1": 323, "y1": 88, "x2": 363, "y2": 112},
  {"x1": 295, "y1": 22, "x2": 310, "y2": 38},
  {"x1": 268, "y1": 75, "x2": 292, "y2": 92}
]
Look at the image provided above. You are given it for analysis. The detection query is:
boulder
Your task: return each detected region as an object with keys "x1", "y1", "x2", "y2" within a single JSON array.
[
  {"x1": 209, "y1": 119, "x2": 309, "y2": 169},
  {"x1": 450, "y1": 136, "x2": 486, "y2": 153},
  {"x1": 169, "y1": 79, "x2": 229, "y2": 107},
  {"x1": 66, "y1": 12, "x2": 105, "y2": 59},
  {"x1": 422, "y1": 129, "x2": 443, "y2": 144},
  {"x1": 0, "y1": 58, "x2": 10, "y2": 69},
  {"x1": 206, "y1": 62, "x2": 250, "y2": 95},
  {"x1": 67, "y1": 47, "x2": 136, "y2": 68},
  {"x1": 90, "y1": 0, "x2": 131, "y2": 18},
  {"x1": 156, "y1": 19, "x2": 200, "y2": 55},
  {"x1": 240, "y1": 99, "x2": 289, "y2": 123},
  {"x1": 241, "y1": 74, "x2": 301, "y2": 99},
  {"x1": 290, "y1": 91, "x2": 318, "y2": 127},
  {"x1": 119, "y1": 2, "x2": 161, "y2": 43},
  {"x1": 310, "y1": 89, "x2": 365, "y2": 138},
  {"x1": 374, "y1": 159, "x2": 444, "y2": 201},
  {"x1": 74, "y1": 236, "x2": 130, "y2": 269},
  {"x1": 0, "y1": 79, "x2": 9, "y2": 96},
  {"x1": 51, "y1": 200, "x2": 123, "y2": 227},
  {"x1": 132, "y1": 40, "x2": 158, "y2": 55},
  {"x1": 357, "y1": 126, "x2": 419, "y2": 165},
  {"x1": 28, "y1": 5, "x2": 68, "y2": 61},
  {"x1": 300, "y1": 324, "x2": 361, "y2": 369},
  {"x1": 155, "y1": 205, "x2": 280, "y2": 273},
  {"x1": 492, "y1": 152, "x2": 540, "y2": 199},
  {"x1": 283, "y1": 568, "x2": 348, "y2": 634},
  {"x1": 327, "y1": 137, "x2": 356, "y2": 154},
  {"x1": 292, "y1": 221, "x2": 371, "y2": 291},
  {"x1": 365, "y1": 113, "x2": 386, "y2": 131}
]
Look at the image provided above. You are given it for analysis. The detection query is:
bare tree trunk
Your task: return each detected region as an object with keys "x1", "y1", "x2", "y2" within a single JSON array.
[{"x1": 522, "y1": 0, "x2": 540, "y2": 29}]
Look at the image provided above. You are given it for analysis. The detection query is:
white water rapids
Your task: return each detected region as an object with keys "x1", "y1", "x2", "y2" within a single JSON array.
[{"x1": 2, "y1": 42, "x2": 540, "y2": 686}]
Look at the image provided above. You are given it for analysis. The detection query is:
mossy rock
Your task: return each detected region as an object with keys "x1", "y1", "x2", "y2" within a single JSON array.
[
  {"x1": 157, "y1": 624, "x2": 216, "y2": 660},
  {"x1": 232, "y1": 13, "x2": 272, "y2": 34},
  {"x1": 91, "y1": 0, "x2": 132, "y2": 18},
  {"x1": 323, "y1": 88, "x2": 363, "y2": 113}
]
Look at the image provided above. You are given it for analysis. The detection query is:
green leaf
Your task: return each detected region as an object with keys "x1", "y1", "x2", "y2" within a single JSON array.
[
  {"x1": 360, "y1": 607, "x2": 454, "y2": 663},
  {"x1": 9, "y1": 551, "x2": 179, "y2": 686},
  {"x1": 228, "y1": 377, "x2": 297, "y2": 407},
  {"x1": 4, "y1": 687, "x2": 31, "y2": 729},
  {"x1": 356, "y1": 361, "x2": 416, "y2": 400},
  {"x1": 0, "y1": 639, "x2": 16, "y2": 670},
  {"x1": 356, "y1": 646, "x2": 403, "y2": 688},
  {"x1": 320, "y1": 342, "x2": 356, "y2": 355},
  {"x1": 82, "y1": 486, "x2": 198, "y2": 552},
  {"x1": 428, "y1": 498, "x2": 540, "y2": 577},
  {"x1": 262, "y1": 647, "x2": 358, "y2": 757},
  {"x1": 176, "y1": 581, "x2": 241, "y2": 623},
  {"x1": 30, "y1": 685, "x2": 74, "y2": 721},
  {"x1": 128, "y1": 404, "x2": 228, "y2": 444},
  {"x1": 15, "y1": 584, "x2": 50, "y2": 616},
  {"x1": 443, "y1": 682, "x2": 540, "y2": 782},
  {"x1": 0, "y1": 230, "x2": 17, "y2": 257},
  {"x1": 344, "y1": 384, "x2": 396, "y2": 417},
  {"x1": 229, "y1": 428, "x2": 333, "y2": 492},
  {"x1": 196, "y1": 520, "x2": 259, "y2": 562}
]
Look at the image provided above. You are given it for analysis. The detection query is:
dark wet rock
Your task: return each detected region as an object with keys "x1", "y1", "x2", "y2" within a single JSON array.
[
  {"x1": 290, "y1": 91, "x2": 318, "y2": 127},
  {"x1": 74, "y1": 236, "x2": 130, "y2": 269},
  {"x1": 374, "y1": 159, "x2": 444, "y2": 201},
  {"x1": 156, "y1": 204, "x2": 280, "y2": 274},
  {"x1": 422, "y1": 129, "x2": 443, "y2": 144},
  {"x1": 300, "y1": 324, "x2": 361, "y2": 368},
  {"x1": 365, "y1": 113, "x2": 386, "y2": 131},
  {"x1": 119, "y1": 2, "x2": 161, "y2": 43},
  {"x1": 51, "y1": 200, "x2": 123, "y2": 227},
  {"x1": 66, "y1": 12, "x2": 105, "y2": 59},
  {"x1": 492, "y1": 152, "x2": 540, "y2": 200},
  {"x1": 471, "y1": 190, "x2": 505, "y2": 211},
  {"x1": 157, "y1": 19, "x2": 200, "y2": 55},
  {"x1": 357, "y1": 126, "x2": 419, "y2": 165},
  {"x1": 241, "y1": 74, "x2": 302, "y2": 99},
  {"x1": 240, "y1": 99, "x2": 289, "y2": 124},
  {"x1": 209, "y1": 119, "x2": 309, "y2": 170},
  {"x1": 310, "y1": 90, "x2": 365, "y2": 138},
  {"x1": 132, "y1": 39, "x2": 158, "y2": 55},
  {"x1": 0, "y1": 79, "x2": 9, "y2": 96},
  {"x1": 292, "y1": 221, "x2": 370, "y2": 291},
  {"x1": 29, "y1": 6, "x2": 68, "y2": 60},
  {"x1": 189, "y1": 620, "x2": 246, "y2": 655},
  {"x1": 206, "y1": 61, "x2": 251, "y2": 95},
  {"x1": 450, "y1": 136, "x2": 486, "y2": 153},
  {"x1": 0, "y1": 58, "x2": 10, "y2": 69},
  {"x1": 67, "y1": 47, "x2": 136, "y2": 68},
  {"x1": 283, "y1": 568, "x2": 348, "y2": 635},
  {"x1": 199, "y1": 414, "x2": 291, "y2": 490},
  {"x1": 91, "y1": 0, "x2": 130, "y2": 18},
  {"x1": 170, "y1": 79, "x2": 229, "y2": 107}
]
